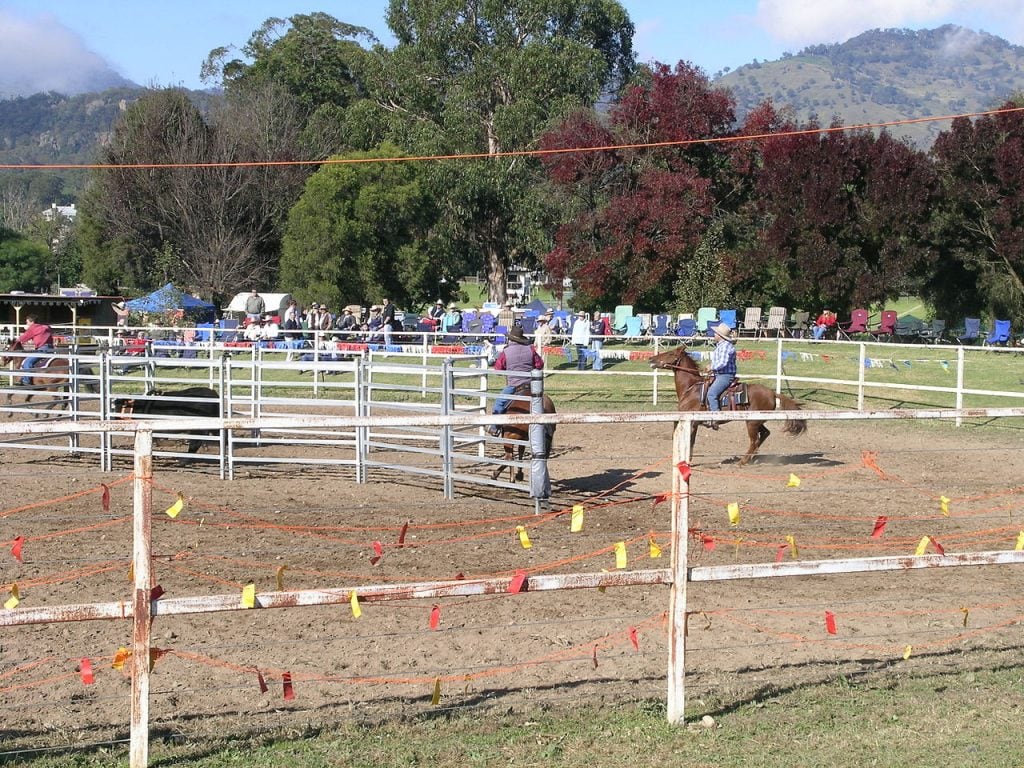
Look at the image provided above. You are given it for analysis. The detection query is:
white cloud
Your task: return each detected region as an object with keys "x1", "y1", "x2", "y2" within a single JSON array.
[
  {"x1": 0, "y1": 10, "x2": 128, "y2": 97},
  {"x1": 756, "y1": 0, "x2": 1024, "y2": 47}
]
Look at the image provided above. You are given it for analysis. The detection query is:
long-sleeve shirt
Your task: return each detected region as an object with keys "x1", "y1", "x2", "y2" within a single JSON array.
[
  {"x1": 17, "y1": 322, "x2": 53, "y2": 349},
  {"x1": 494, "y1": 343, "x2": 544, "y2": 388},
  {"x1": 709, "y1": 338, "x2": 737, "y2": 375}
]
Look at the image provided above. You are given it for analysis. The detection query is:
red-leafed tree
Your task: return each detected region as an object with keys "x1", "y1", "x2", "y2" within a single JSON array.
[
  {"x1": 926, "y1": 99, "x2": 1024, "y2": 321},
  {"x1": 541, "y1": 63, "x2": 732, "y2": 311}
]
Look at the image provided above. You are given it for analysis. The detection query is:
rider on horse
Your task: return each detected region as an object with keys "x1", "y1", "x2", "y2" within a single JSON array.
[
  {"x1": 705, "y1": 321, "x2": 737, "y2": 429},
  {"x1": 487, "y1": 325, "x2": 544, "y2": 437},
  {"x1": 15, "y1": 315, "x2": 54, "y2": 386}
]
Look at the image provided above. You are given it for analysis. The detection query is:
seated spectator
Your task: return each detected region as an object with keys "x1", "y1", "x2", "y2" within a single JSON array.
[
  {"x1": 261, "y1": 314, "x2": 280, "y2": 341},
  {"x1": 813, "y1": 310, "x2": 837, "y2": 340},
  {"x1": 334, "y1": 308, "x2": 358, "y2": 339},
  {"x1": 366, "y1": 307, "x2": 384, "y2": 343},
  {"x1": 244, "y1": 318, "x2": 264, "y2": 343}
]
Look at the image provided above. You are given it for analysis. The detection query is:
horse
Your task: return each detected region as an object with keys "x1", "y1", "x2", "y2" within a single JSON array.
[
  {"x1": 649, "y1": 345, "x2": 807, "y2": 465},
  {"x1": 2, "y1": 341, "x2": 98, "y2": 416},
  {"x1": 490, "y1": 384, "x2": 556, "y2": 482},
  {"x1": 113, "y1": 387, "x2": 220, "y2": 454}
]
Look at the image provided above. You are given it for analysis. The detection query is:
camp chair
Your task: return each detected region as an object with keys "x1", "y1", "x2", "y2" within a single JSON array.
[
  {"x1": 637, "y1": 313, "x2": 652, "y2": 335},
  {"x1": 624, "y1": 316, "x2": 642, "y2": 339},
  {"x1": 479, "y1": 312, "x2": 496, "y2": 334},
  {"x1": 612, "y1": 305, "x2": 633, "y2": 333},
  {"x1": 740, "y1": 307, "x2": 763, "y2": 337},
  {"x1": 718, "y1": 308, "x2": 738, "y2": 331},
  {"x1": 519, "y1": 316, "x2": 537, "y2": 334},
  {"x1": 916, "y1": 319, "x2": 946, "y2": 344},
  {"x1": 676, "y1": 318, "x2": 697, "y2": 339},
  {"x1": 955, "y1": 318, "x2": 981, "y2": 345},
  {"x1": 894, "y1": 317, "x2": 924, "y2": 343},
  {"x1": 984, "y1": 319, "x2": 1012, "y2": 347},
  {"x1": 763, "y1": 306, "x2": 787, "y2": 337},
  {"x1": 652, "y1": 314, "x2": 671, "y2": 337},
  {"x1": 788, "y1": 311, "x2": 809, "y2": 338},
  {"x1": 695, "y1": 307, "x2": 717, "y2": 336},
  {"x1": 869, "y1": 310, "x2": 898, "y2": 342},
  {"x1": 837, "y1": 309, "x2": 868, "y2": 340}
]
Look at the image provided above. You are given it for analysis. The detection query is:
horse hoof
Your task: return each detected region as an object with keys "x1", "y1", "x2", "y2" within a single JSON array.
[{"x1": 514, "y1": 471, "x2": 524, "y2": 482}]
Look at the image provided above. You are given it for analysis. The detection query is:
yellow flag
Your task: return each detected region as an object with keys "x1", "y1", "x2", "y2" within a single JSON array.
[
  {"x1": 903, "y1": 645, "x2": 913, "y2": 660},
  {"x1": 1016, "y1": 531, "x2": 1024, "y2": 551},
  {"x1": 517, "y1": 525, "x2": 532, "y2": 549},
  {"x1": 939, "y1": 496, "x2": 950, "y2": 516},
  {"x1": 787, "y1": 473, "x2": 801, "y2": 488},
  {"x1": 431, "y1": 678, "x2": 441, "y2": 705},
  {"x1": 165, "y1": 494, "x2": 184, "y2": 519},
  {"x1": 112, "y1": 647, "x2": 131, "y2": 670},
  {"x1": 960, "y1": 607, "x2": 970, "y2": 627},
  {"x1": 350, "y1": 590, "x2": 362, "y2": 619},
  {"x1": 727, "y1": 502, "x2": 740, "y2": 527},
  {"x1": 914, "y1": 536, "x2": 930, "y2": 556},
  {"x1": 4, "y1": 583, "x2": 19, "y2": 610},
  {"x1": 241, "y1": 583, "x2": 256, "y2": 608},
  {"x1": 614, "y1": 541, "x2": 627, "y2": 569},
  {"x1": 570, "y1": 505, "x2": 584, "y2": 533},
  {"x1": 786, "y1": 535, "x2": 798, "y2": 559},
  {"x1": 127, "y1": 561, "x2": 134, "y2": 582},
  {"x1": 648, "y1": 534, "x2": 662, "y2": 559},
  {"x1": 276, "y1": 565, "x2": 288, "y2": 592}
]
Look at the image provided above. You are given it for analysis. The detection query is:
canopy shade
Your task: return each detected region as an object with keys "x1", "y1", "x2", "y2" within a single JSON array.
[{"x1": 126, "y1": 283, "x2": 215, "y2": 319}]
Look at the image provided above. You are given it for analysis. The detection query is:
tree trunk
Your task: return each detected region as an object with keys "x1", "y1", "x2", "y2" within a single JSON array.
[{"x1": 486, "y1": 237, "x2": 508, "y2": 305}]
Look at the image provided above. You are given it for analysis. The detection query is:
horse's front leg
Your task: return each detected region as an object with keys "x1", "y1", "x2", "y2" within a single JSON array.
[{"x1": 738, "y1": 422, "x2": 770, "y2": 466}]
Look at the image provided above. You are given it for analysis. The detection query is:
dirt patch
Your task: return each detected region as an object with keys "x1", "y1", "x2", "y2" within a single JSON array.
[{"x1": 2, "y1": 416, "x2": 1023, "y2": 750}]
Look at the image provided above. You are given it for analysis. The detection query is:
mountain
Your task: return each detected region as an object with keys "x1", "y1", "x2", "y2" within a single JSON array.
[{"x1": 714, "y1": 25, "x2": 1024, "y2": 147}]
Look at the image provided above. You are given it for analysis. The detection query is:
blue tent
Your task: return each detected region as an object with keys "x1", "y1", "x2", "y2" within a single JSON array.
[{"x1": 126, "y1": 283, "x2": 215, "y2": 320}]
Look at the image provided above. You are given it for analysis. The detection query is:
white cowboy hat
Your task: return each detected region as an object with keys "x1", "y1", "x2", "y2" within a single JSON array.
[{"x1": 712, "y1": 322, "x2": 734, "y2": 339}]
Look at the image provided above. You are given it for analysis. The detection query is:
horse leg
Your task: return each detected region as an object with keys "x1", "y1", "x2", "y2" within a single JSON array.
[
  {"x1": 514, "y1": 444, "x2": 525, "y2": 482},
  {"x1": 739, "y1": 421, "x2": 771, "y2": 466}
]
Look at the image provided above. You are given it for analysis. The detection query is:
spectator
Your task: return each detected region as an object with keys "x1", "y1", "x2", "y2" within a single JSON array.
[
  {"x1": 813, "y1": 310, "x2": 838, "y2": 340},
  {"x1": 244, "y1": 317, "x2": 264, "y2": 343},
  {"x1": 282, "y1": 299, "x2": 300, "y2": 337},
  {"x1": 570, "y1": 310, "x2": 591, "y2": 370},
  {"x1": 112, "y1": 300, "x2": 130, "y2": 328},
  {"x1": 261, "y1": 314, "x2": 280, "y2": 342},
  {"x1": 427, "y1": 300, "x2": 445, "y2": 327},
  {"x1": 443, "y1": 303, "x2": 463, "y2": 334},
  {"x1": 497, "y1": 301, "x2": 516, "y2": 330},
  {"x1": 245, "y1": 289, "x2": 266, "y2": 323},
  {"x1": 533, "y1": 313, "x2": 553, "y2": 367},
  {"x1": 366, "y1": 307, "x2": 384, "y2": 342},
  {"x1": 381, "y1": 297, "x2": 397, "y2": 347},
  {"x1": 590, "y1": 312, "x2": 609, "y2": 371},
  {"x1": 334, "y1": 308, "x2": 358, "y2": 339}
]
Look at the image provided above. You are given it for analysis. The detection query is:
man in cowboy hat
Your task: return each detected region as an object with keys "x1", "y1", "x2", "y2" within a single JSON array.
[
  {"x1": 487, "y1": 325, "x2": 544, "y2": 437},
  {"x1": 705, "y1": 321, "x2": 737, "y2": 429}
]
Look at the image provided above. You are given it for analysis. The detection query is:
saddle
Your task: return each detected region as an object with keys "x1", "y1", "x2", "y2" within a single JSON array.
[{"x1": 700, "y1": 378, "x2": 749, "y2": 410}]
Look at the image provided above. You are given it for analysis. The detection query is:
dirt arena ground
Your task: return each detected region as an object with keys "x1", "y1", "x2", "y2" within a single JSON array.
[{"x1": 2, "y1": 414, "x2": 1024, "y2": 751}]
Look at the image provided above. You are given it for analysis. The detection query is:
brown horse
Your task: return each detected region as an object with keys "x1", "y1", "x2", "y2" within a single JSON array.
[
  {"x1": 649, "y1": 345, "x2": 806, "y2": 465},
  {"x1": 490, "y1": 385, "x2": 556, "y2": 482},
  {"x1": 2, "y1": 341, "x2": 97, "y2": 415}
]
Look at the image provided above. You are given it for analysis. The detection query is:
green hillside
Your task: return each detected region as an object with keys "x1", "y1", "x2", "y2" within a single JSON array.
[{"x1": 715, "y1": 25, "x2": 1024, "y2": 147}]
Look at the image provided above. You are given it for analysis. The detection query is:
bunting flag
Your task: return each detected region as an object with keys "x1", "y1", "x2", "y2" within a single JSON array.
[
  {"x1": 79, "y1": 658, "x2": 95, "y2": 685},
  {"x1": 628, "y1": 626, "x2": 639, "y2": 650},
  {"x1": 939, "y1": 496, "x2": 950, "y2": 517},
  {"x1": 701, "y1": 535, "x2": 716, "y2": 552},
  {"x1": 241, "y1": 583, "x2": 256, "y2": 609},
  {"x1": 727, "y1": 502, "x2": 740, "y2": 527},
  {"x1": 516, "y1": 525, "x2": 532, "y2": 549},
  {"x1": 509, "y1": 570, "x2": 527, "y2": 594},
  {"x1": 960, "y1": 607, "x2": 970, "y2": 627},
  {"x1": 614, "y1": 541, "x2": 627, "y2": 569},
  {"x1": 164, "y1": 494, "x2": 184, "y2": 519},
  {"x1": 256, "y1": 669, "x2": 268, "y2": 693},
  {"x1": 1016, "y1": 531, "x2": 1024, "y2": 551},
  {"x1": 101, "y1": 484, "x2": 111, "y2": 512},
  {"x1": 111, "y1": 647, "x2": 131, "y2": 670},
  {"x1": 648, "y1": 533, "x2": 662, "y2": 559},
  {"x1": 429, "y1": 604, "x2": 441, "y2": 630},
  {"x1": 775, "y1": 545, "x2": 787, "y2": 563},
  {"x1": 592, "y1": 646, "x2": 599, "y2": 669},
  {"x1": 350, "y1": 590, "x2": 361, "y2": 619},
  {"x1": 369, "y1": 541, "x2": 384, "y2": 566},
  {"x1": 570, "y1": 505, "x2": 584, "y2": 533},
  {"x1": 824, "y1": 611, "x2": 837, "y2": 635},
  {"x1": 676, "y1": 461, "x2": 691, "y2": 483},
  {"x1": 4, "y1": 583, "x2": 20, "y2": 610},
  {"x1": 903, "y1": 645, "x2": 913, "y2": 660},
  {"x1": 276, "y1": 565, "x2": 288, "y2": 592},
  {"x1": 786, "y1": 535, "x2": 798, "y2": 558},
  {"x1": 928, "y1": 536, "x2": 945, "y2": 556},
  {"x1": 397, "y1": 521, "x2": 409, "y2": 547},
  {"x1": 282, "y1": 672, "x2": 295, "y2": 700},
  {"x1": 871, "y1": 516, "x2": 888, "y2": 539},
  {"x1": 914, "y1": 537, "x2": 930, "y2": 556},
  {"x1": 10, "y1": 536, "x2": 24, "y2": 563},
  {"x1": 150, "y1": 585, "x2": 164, "y2": 601},
  {"x1": 431, "y1": 678, "x2": 442, "y2": 705},
  {"x1": 786, "y1": 473, "x2": 801, "y2": 488}
]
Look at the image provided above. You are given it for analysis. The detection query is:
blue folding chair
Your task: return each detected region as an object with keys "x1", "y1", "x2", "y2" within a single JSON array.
[
  {"x1": 956, "y1": 318, "x2": 980, "y2": 345},
  {"x1": 984, "y1": 319, "x2": 1012, "y2": 346},
  {"x1": 652, "y1": 314, "x2": 671, "y2": 337},
  {"x1": 676, "y1": 318, "x2": 697, "y2": 338}
]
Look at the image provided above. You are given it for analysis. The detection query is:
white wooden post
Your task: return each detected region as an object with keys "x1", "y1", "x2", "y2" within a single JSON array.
[
  {"x1": 130, "y1": 429, "x2": 153, "y2": 768},
  {"x1": 666, "y1": 417, "x2": 692, "y2": 724}
]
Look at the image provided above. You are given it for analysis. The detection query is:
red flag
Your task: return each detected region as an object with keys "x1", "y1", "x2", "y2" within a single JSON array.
[
  {"x1": 701, "y1": 535, "x2": 716, "y2": 552},
  {"x1": 824, "y1": 611, "x2": 837, "y2": 635},
  {"x1": 256, "y1": 669, "x2": 268, "y2": 693},
  {"x1": 101, "y1": 484, "x2": 110, "y2": 512},
  {"x1": 397, "y1": 522, "x2": 409, "y2": 547},
  {"x1": 10, "y1": 536, "x2": 24, "y2": 562},
  {"x1": 929, "y1": 536, "x2": 945, "y2": 556},
  {"x1": 282, "y1": 672, "x2": 295, "y2": 700},
  {"x1": 150, "y1": 585, "x2": 165, "y2": 601},
  {"x1": 370, "y1": 540, "x2": 383, "y2": 566},
  {"x1": 871, "y1": 516, "x2": 888, "y2": 539},
  {"x1": 429, "y1": 604, "x2": 441, "y2": 630},
  {"x1": 775, "y1": 545, "x2": 787, "y2": 563},
  {"x1": 651, "y1": 493, "x2": 670, "y2": 508},
  {"x1": 592, "y1": 646, "x2": 599, "y2": 669},
  {"x1": 508, "y1": 569, "x2": 528, "y2": 594},
  {"x1": 79, "y1": 658, "x2": 94, "y2": 685},
  {"x1": 675, "y1": 461, "x2": 691, "y2": 482},
  {"x1": 628, "y1": 626, "x2": 639, "y2": 650}
]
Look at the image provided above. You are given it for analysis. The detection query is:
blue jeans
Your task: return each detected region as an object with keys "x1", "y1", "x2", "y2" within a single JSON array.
[
  {"x1": 576, "y1": 345, "x2": 588, "y2": 370},
  {"x1": 591, "y1": 339, "x2": 603, "y2": 371},
  {"x1": 812, "y1": 324, "x2": 826, "y2": 340},
  {"x1": 21, "y1": 345, "x2": 53, "y2": 384},
  {"x1": 493, "y1": 384, "x2": 517, "y2": 415},
  {"x1": 383, "y1": 322, "x2": 393, "y2": 347},
  {"x1": 707, "y1": 373, "x2": 734, "y2": 412}
]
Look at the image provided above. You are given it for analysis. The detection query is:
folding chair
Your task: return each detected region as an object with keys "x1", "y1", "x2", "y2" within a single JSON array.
[
  {"x1": 763, "y1": 306, "x2": 787, "y2": 337},
  {"x1": 652, "y1": 314, "x2": 671, "y2": 337},
  {"x1": 984, "y1": 319, "x2": 1012, "y2": 347},
  {"x1": 740, "y1": 307, "x2": 763, "y2": 337},
  {"x1": 624, "y1": 317, "x2": 642, "y2": 339},
  {"x1": 612, "y1": 305, "x2": 634, "y2": 334},
  {"x1": 676, "y1": 318, "x2": 697, "y2": 339},
  {"x1": 718, "y1": 308, "x2": 738, "y2": 331},
  {"x1": 695, "y1": 307, "x2": 717, "y2": 336},
  {"x1": 788, "y1": 311, "x2": 809, "y2": 338},
  {"x1": 837, "y1": 309, "x2": 868, "y2": 340},
  {"x1": 955, "y1": 318, "x2": 980, "y2": 345},
  {"x1": 916, "y1": 319, "x2": 946, "y2": 344},
  {"x1": 868, "y1": 310, "x2": 898, "y2": 342}
]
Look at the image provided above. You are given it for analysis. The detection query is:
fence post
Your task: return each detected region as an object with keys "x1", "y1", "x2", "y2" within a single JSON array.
[
  {"x1": 130, "y1": 428, "x2": 153, "y2": 768},
  {"x1": 857, "y1": 342, "x2": 866, "y2": 410},
  {"x1": 441, "y1": 358, "x2": 454, "y2": 500},
  {"x1": 356, "y1": 358, "x2": 367, "y2": 484},
  {"x1": 220, "y1": 355, "x2": 231, "y2": 481},
  {"x1": 955, "y1": 346, "x2": 965, "y2": 427},
  {"x1": 666, "y1": 417, "x2": 692, "y2": 724},
  {"x1": 529, "y1": 369, "x2": 551, "y2": 511}
]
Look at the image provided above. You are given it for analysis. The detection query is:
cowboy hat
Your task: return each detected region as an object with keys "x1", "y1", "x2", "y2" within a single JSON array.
[
  {"x1": 712, "y1": 322, "x2": 734, "y2": 339},
  {"x1": 447, "y1": 302, "x2": 458, "y2": 309},
  {"x1": 507, "y1": 326, "x2": 529, "y2": 344}
]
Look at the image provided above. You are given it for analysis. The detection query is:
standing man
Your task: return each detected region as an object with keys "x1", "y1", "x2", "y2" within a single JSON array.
[
  {"x1": 533, "y1": 313, "x2": 553, "y2": 368},
  {"x1": 705, "y1": 322, "x2": 737, "y2": 429},
  {"x1": 487, "y1": 325, "x2": 544, "y2": 437},
  {"x1": 497, "y1": 301, "x2": 516, "y2": 331},
  {"x1": 244, "y1": 289, "x2": 266, "y2": 323},
  {"x1": 381, "y1": 297, "x2": 397, "y2": 347},
  {"x1": 570, "y1": 311, "x2": 591, "y2": 370},
  {"x1": 16, "y1": 315, "x2": 54, "y2": 386}
]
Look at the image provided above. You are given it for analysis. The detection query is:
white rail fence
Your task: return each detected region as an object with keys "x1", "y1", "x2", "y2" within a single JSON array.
[{"x1": 3, "y1": 407, "x2": 1024, "y2": 767}]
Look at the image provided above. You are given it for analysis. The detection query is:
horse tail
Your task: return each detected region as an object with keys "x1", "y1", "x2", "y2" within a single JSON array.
[{"x1": 775, "y1": 393, "x2": 808, "y2": 437}]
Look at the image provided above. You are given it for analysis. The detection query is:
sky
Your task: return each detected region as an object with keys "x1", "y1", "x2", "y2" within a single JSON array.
[{"x1": 1, "y1": 0, "x2": 1024, "y2": 95}]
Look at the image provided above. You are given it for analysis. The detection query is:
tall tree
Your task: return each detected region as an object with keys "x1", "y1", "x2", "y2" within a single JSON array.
[
  {"x1": 0, "y1": 227, "x2": 48, "y2": 293},
  {"x1": 359, "y1": 0, "x2": 634, "y2": 303},
  {"x1": 280, "y1": 144, "x2": 439, "y2": 309},
  {"x1": 926, "y1": 99, "x2": 1024, "y2": 320}
]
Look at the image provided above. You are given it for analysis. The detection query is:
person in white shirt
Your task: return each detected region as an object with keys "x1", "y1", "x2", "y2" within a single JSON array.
[
  {"x1": 261, "y1": 315, "x2": 280, "y2": 341},
  {"x1": 570, "y1": 311, "x2": 591, "y2": 370}
]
